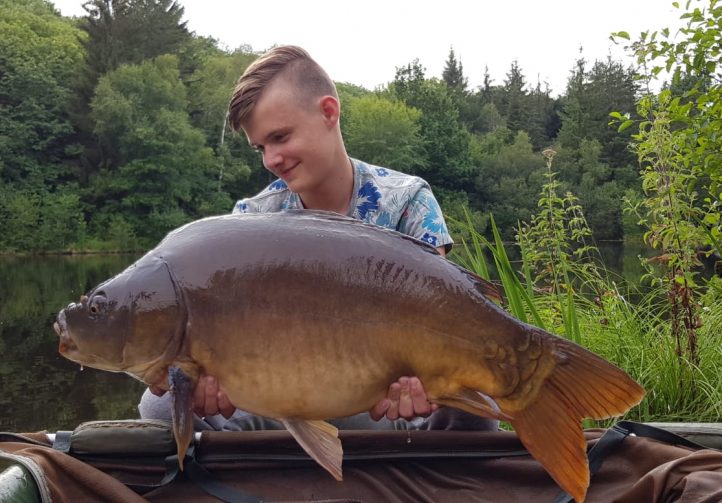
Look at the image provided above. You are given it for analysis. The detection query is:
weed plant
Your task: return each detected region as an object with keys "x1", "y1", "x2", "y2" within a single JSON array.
[{"x1": 451, "y1": 194, "x2": 722, "y2": 424}]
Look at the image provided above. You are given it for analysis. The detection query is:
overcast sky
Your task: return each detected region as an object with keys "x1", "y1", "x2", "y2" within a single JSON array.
[{"x1": 52, "y1": 0, "x2": 685, "y2": 96}]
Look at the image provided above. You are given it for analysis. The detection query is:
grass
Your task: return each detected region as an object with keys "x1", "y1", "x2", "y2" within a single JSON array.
[{"x1": 451, "y1": 213, "x2": 722, "y2": 424}]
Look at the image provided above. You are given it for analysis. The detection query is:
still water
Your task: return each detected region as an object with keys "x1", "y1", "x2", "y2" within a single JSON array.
[
  {"x1": 0, "y1": 242, "x2": 699, "y2": 433},
  {"x1": 0, "y1": 254, "x2": 144, "y2": 433}
]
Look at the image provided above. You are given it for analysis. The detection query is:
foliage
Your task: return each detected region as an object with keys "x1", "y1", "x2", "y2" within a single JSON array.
[
  {"x1": 622, "y1": 95, "x2": 706, "y2": 365},
  {"x1": 516, "y1": 149, "x2": 608, "y2": 342},
  {"x1": 344, "y1": 95, "x2": 425, "y2": 172},
  {"x1": 474, "y1": 131, "x2": 546, "y2": 239},
  {"x1": 442, "y1": 47, "x2": 468, "y2": 104},
  {"x1": 614, "y1": 0, "x2": 721, "y2": 249},
  {"x1": 89, "y1": 55, "x2": 229, "y2": 244},
  {"x1": 552, "y1": 140, "x2": 629, "y2": 240},
  {"x1": 0, "y1": 0, "x2": 86, "y2": 187},
  {"x1": 612, "y1": 0, "x2": 722, "y2": 365},
  {"x1": 0, "y1": 0, "x2": 687, "y2": 252},
  {"x1": 453, "y1": 209, "x2": 722, "y2": 423},
  {"x1": 77, "y1": 0, "x2": 191, "y2": 86},
  {"x1": 389, "y1": 60, "x2": 473, "y2": 191},
  {"x1": 559, "y1": 56, "x2": 639, "y2": 166}
]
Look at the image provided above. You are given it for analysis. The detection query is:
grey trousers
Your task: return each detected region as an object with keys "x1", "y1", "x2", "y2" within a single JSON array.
[{"x1": 138, "y1": 388, "x2": 499, "y2": 432}]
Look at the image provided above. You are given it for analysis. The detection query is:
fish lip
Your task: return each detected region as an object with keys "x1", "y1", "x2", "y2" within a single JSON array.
[{"x1": 55, "y1": 309, "x2": 78, "y2": 354}]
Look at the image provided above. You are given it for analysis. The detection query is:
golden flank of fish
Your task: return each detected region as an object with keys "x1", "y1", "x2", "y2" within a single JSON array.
[{"x1": 54, "y1": 210, "x2": 645, "y2": 502}]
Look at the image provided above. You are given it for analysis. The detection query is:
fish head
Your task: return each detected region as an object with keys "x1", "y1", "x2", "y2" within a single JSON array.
[{"x1": 54, "y1": 256, "x2": 183, "y2": 382}]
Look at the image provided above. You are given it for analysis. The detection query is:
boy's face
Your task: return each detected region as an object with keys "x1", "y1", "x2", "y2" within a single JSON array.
[{"x1": 242, "y1": 80, "x2": 338, "y2": 195}]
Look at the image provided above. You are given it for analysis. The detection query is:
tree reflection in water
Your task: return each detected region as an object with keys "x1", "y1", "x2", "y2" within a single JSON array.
[{"x1": 0, "y1": 254, "x2": 146, "y2": 432}]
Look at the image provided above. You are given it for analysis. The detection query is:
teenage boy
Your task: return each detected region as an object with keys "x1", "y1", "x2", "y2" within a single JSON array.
[{"x1": 139, "y1": 45, "x2": 495, "y2": 432}]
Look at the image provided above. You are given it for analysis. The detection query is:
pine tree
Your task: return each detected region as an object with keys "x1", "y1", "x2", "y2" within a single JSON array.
[
  {"x1": 442, "y1": 47, "x2": 468, "y2": 97},
  {"x1": 501, "y1": 60, "x2": 528, "y2": 134}
]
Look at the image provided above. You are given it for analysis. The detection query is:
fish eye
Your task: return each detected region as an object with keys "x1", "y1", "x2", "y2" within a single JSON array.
[{"x1": 89, "y1": 292, "x2": 107, "y2": 315}]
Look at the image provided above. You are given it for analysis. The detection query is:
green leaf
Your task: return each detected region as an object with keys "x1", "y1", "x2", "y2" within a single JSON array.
[
  {"x1": 618, "y1": 119, "x2": 635, "y2": 132},
  {"x1": 615, "y1": 31, "x2": 630, "y2": 40}
]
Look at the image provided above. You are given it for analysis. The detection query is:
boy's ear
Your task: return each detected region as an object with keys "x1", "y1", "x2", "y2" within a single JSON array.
[{"x1": 319, "y1": 95, "x2": 340, "y2": 127}]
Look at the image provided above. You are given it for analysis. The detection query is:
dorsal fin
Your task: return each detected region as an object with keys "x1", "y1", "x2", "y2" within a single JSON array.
[{"x1": 463, "y1": 269, "x2": 504, "y2": 303}]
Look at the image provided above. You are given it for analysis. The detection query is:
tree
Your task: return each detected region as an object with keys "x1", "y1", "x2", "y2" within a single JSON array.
[
  {"x1": 70, "y1": 0, "x2": 194, "y2": 182},
  {"x1": 442, "y1": 47, "x2": 468, "y2": 99},
  {"x1": 89, "y1": 55, "x2": 229, "y2": 243},
  {"x1": 558, "y1": 55, "x2": 639, "y2": 166},
  {"x1": 525, "y1": 79, "x2": 558, "y2": 150},
  {"x1": 611, "y1": 0, "x2": 722, "y2": 365},
  {"x1": 474, "y1": 131, "x2": 546, "y2": 238},
  {"x1": 0, "y1": 0, "x2": 87, "y2": 250},
  {"x1": 343, "y1": 95, "x2": 425, "y2": 172},
  {"x1": 390, "y1": 60, "x2": 473, "y2": 191},
  {"x1": 0, "y1": 0, "x2": 86, "y2": 188},
  {"x1": 557, "y1": 56, "x2": 588, "y2": 150},
  {"x1": 186, "y1": 49, "x2": 258, "y2": 198},
  {"x1": 78, "y1": 0, "x2": 190, "y2": 77},
  {"x1": 574, "y1": 140, "x2": 623, "y2": 239},
  {"x1": 500, "y1": 60, "x2": 528, "y2": 134}
]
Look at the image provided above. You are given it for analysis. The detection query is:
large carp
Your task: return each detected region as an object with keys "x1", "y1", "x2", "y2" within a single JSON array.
[{"x1": 54, "y1": 210, "x2": 644, "y2": 502}]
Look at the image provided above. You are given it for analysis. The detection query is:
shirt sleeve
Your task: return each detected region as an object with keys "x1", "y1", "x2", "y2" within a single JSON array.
[
  {"x1": 231, "y1": 199, "x2": 251, "y2": 214},
  {"x1": 398, "y1": 187, "x2": 454, "y2": 253}
]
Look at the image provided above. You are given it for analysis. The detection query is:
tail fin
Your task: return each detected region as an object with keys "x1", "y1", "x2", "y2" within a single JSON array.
[{"x1": 510, "y1": 340, "x2": 645, "y2": 503}]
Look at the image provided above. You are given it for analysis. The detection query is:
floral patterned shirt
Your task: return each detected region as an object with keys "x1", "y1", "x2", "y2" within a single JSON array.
[{"x1": 232, "y1": 159, "x2": 453, "y2": 251}]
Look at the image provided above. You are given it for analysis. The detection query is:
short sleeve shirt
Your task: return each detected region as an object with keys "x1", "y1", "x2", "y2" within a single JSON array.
[{"x1": 232, "y1": 159, "x2": 453, "y2": 251}]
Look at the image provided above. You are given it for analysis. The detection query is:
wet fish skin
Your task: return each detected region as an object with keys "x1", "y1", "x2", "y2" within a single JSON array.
[{"x1": 54, "y1": 210, "x2": 645, "y2": 503}]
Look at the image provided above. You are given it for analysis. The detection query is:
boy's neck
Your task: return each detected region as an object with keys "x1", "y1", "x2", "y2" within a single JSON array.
[{"x1": 299, "y1": 157, "x2": 354, "y2": 215}]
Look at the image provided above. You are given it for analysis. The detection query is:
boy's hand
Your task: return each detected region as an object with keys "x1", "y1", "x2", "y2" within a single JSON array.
[
  {"x1": 191, "y1": 374, "x2": 235, "y2": 418},
  {"x1": 369, "y1": 376, "x2": 439, "y2": 421}
]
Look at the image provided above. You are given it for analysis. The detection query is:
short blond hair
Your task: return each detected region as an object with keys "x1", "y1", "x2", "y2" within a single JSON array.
[{"x1": 228, "y1": 45, "x2": 337, "y2": 131}]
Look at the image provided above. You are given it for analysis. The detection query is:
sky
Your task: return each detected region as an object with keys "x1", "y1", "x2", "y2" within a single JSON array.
[{"x1": 52, "y1": 0, "x2": 686, "y2": 97}]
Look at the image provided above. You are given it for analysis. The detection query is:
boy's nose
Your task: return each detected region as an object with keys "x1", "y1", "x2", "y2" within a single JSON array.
[{"x1": 263, "y1": 147, "x2": 283, "y2": 170}]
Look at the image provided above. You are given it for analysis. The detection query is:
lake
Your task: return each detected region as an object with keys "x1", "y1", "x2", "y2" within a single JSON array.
[
  {"x1": 0, "y1": 254, "x2": 144, "y2": 433},
  {"x1": 0, "y1": 243, "x2": 710, "y2": 433}
]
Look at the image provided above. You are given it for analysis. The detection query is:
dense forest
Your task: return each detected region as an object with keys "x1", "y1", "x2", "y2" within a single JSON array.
[{"x1": 0, "y1": 0, "x2": 710, "y2": 252}]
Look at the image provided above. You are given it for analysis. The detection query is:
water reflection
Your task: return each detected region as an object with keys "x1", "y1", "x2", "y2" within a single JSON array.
[{"x1": 0, "y1": 254, "x2": 145, "y2": 433}]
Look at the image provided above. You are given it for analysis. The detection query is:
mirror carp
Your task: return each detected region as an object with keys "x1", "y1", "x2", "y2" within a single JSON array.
[{"x1": 54, "y1": 210, "x2": 645, "y2": 502}]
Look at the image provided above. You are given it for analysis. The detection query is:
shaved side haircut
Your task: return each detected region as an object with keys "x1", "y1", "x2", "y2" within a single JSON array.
[{"x1": 228, "y1": 45, "x2": 338, "y2": 132}]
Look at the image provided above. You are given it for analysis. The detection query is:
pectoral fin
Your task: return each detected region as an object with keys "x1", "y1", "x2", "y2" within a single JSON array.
[
  {"x1": 436, "y1": 386, "x2": 514, "y2": 421},
  {"x1": 168, "y1": 365, "x2": 195, "y2": 470},
  {"x1": 282, "y1": 419, "x2": 343, "y2": 481}
]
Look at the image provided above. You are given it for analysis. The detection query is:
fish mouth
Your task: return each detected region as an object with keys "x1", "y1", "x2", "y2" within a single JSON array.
[{"x1": 54, "y1": 309, "x2": 78, "y2": 355}]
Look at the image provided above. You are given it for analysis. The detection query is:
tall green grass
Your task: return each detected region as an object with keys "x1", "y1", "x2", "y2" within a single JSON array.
[{"x1": 451, "y1": 214, "x2": 722, "y2": 423}]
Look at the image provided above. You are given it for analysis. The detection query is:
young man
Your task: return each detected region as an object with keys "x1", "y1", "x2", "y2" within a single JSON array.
[{"x1": 139, "y1": 46, "x2": 495, "y2": 432}]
